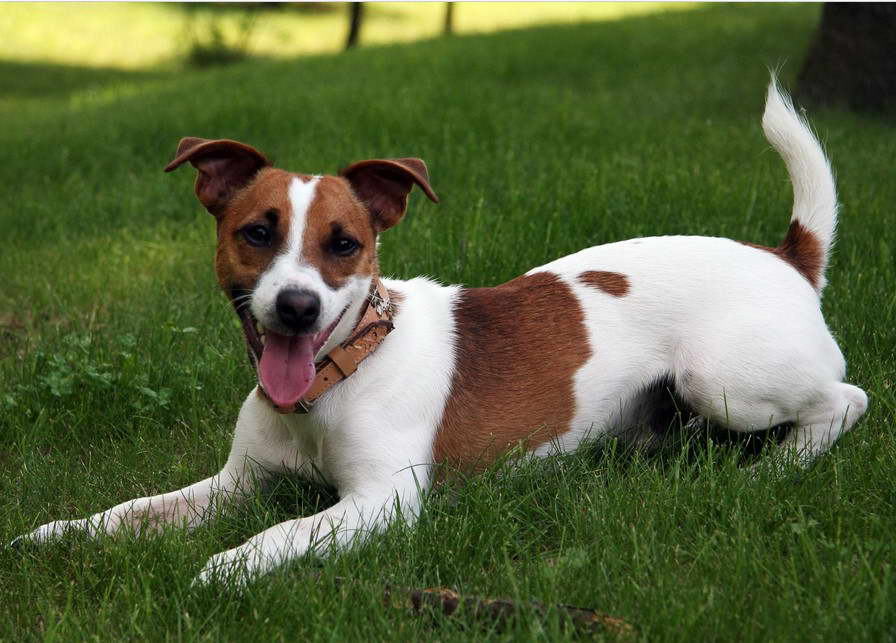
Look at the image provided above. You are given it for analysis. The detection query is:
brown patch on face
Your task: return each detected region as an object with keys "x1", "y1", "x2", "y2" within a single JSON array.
[
  {"x1": 434, "y1": 272, "x2": 590, "y2": 471},
  {"x1": 213, "y1": 168, "x2": 300, "y2": 293},
  {"x1": 302, "y1": 176, "x2": 379, "y2": 290},
  {"x1": 578, "y1": 271, "x2": 630, "y2": 297},
  {"x1": 741, "y1": 221, "x2": 823, "y2": 289}
]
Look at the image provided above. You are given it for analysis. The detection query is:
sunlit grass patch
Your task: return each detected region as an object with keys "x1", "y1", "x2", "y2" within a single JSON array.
[{"x1": 1, "y1": 2, "x2": 697, "y2": 70}]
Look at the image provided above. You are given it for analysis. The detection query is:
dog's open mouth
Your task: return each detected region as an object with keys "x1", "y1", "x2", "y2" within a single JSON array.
[{"x1": 235, "y1": 303, "x2": 346, "y2": 410}]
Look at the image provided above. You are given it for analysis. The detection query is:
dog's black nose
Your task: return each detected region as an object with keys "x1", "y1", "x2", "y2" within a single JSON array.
[{"x1": 276, "y1": 289, "x2": 320, "y2": 333}]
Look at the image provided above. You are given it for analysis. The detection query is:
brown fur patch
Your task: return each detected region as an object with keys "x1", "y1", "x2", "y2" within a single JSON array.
[
  {"x1": 302, "y1": 176, "x2": 378, "y2": 290},
  {"x1": 433, "y1": 272, "x2": 590, "y2": 471},
  {"x1": 215, "y1": 168, "x2": 299, "y2": 292},
  {"x1": 386, "y1": 288, "x2": 405, "y2": 312},
  {"x1": 578, "y1": 271, "x2": 630, "y2": 297},
  {"x1": 214, "y1": 171, "x2": 379, "y2": 295},
  {"x1": 741, "y1": 221, "x2": 823, "y2": 289},
  {"x1": 341, "y1": 158, "x2": 438, "y2": 232}
]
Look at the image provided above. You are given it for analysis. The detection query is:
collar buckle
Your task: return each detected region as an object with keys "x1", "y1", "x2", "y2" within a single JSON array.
[{"x1": 370, "y1": 290, "x2": 389, "y2": 316}]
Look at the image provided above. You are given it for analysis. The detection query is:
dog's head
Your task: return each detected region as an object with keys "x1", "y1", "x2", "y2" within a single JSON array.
[{"x1": 165, "y1": 138, "x2": 438, "y2": 409}]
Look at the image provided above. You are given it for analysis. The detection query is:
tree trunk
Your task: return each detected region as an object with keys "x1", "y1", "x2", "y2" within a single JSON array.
[
  {"x1": 797, "y1": 3, "x2": 896, "y2": 113},
  {"x1": 444, "y1": 3, "x2": 455, "y2": 36},
  {"x1": 346, "y1": 3, "x2": 364, "y2": 50}
]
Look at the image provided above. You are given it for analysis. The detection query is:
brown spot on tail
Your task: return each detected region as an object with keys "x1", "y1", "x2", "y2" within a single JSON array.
[
  {"x1": 778, "y1": 221, "x2": 824, "y2": 288},
  {"x1": 434, "y1": 272, "x2": 590, "y2": 471},
  {"x1": 742, "y1": 221, "x2": 824, "y2": 289},
  {"x1": 578, "y1": 271, "x2": 630, "y2": 297}
]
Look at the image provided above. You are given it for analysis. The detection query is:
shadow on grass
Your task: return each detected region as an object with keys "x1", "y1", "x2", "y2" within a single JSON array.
[{"x1": 0, "y1": 59, "x2": 171, "y2": 100}]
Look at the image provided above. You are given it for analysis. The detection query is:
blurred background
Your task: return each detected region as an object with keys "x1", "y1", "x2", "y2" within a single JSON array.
[
  {"x1": 3, "y1": 3, "x2": 698, "y2": 69},
  {"x1": 3, "y1": 3, "x2": 891, "y2": 127}
]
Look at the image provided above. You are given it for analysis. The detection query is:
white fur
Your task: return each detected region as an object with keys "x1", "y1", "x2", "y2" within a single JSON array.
[
  {"x1": 250, "y1": 176, "x2": 319, "y2": 332},
  {"x1": 287, "y1": 176, "x2": 316, "y2": 256},
  {"x1": 763, "y1": 79, "x2": 838, "y2": 292},
  {"x1": 15, "y1": 79, "x2": 867, "y2": 588},
  {"x1": 250, "y1": 175, "x2": 369, "y2": 353}
]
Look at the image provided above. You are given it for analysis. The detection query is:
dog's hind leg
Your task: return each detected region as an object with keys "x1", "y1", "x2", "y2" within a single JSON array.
[
  {"x1": 608, "y1": 376, "x2": 700, "y2": 452},
  {"x1": 777, "y1": 382, "x2": 868, "y2": 465},
  {"x1": 677, "y1": 352, "x2": 867, "y2": 467},
  {"x1": 672, "y1": 319, "x2": 867, "y2": 467}
]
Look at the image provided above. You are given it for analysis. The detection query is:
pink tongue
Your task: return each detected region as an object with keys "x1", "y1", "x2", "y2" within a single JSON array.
[{"x1": 258, "y1": 331, "x2": 317, "y2": 409}]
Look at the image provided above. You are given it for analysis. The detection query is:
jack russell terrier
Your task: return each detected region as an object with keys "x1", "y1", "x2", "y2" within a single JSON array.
[{"x1": 13, "y1": 80, "x2": 867, "y2": 586}]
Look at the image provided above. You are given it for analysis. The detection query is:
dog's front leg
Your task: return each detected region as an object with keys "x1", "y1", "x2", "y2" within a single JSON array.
[
  {"x1": 12, "y1": 469, "x2": 254, "y2": 547},
  {"x1": 11, "y1": 390, "x2": 287, "y2": 547},
  {"x1": 194, "y1": 475, "x2": 425, "y2": 587}
]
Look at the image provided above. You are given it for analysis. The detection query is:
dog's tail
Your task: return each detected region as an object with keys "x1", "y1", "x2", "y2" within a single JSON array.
[{"x1": 762, "y1": 75, "x2": 837, "y2": 294}]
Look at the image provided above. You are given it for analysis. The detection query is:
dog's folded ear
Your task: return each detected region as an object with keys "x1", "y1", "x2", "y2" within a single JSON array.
[
  {"x1": 164, "y1": 138, "x2": 270, "y2": 217},
  {"x1": 340, "y1": 158, "x2": 439, "y2": 231}
]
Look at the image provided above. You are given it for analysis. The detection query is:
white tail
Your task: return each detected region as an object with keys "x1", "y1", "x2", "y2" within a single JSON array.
[{"x1": 762, "y1": 76, "x2": 838, "y2": 293}]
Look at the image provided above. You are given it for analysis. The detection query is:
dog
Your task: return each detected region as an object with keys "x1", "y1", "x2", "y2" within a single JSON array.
[{"x1": 13, "y1": 79, "x2": 867, "y2": 586}]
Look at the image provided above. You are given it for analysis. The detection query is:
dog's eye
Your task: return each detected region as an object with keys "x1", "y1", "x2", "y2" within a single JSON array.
[
  {"x1": 329, "y1": 236, "x2": 359, "y2": 257},
  {"x1": 241, "y1": 225, "x2": 273, "y2": 248}
]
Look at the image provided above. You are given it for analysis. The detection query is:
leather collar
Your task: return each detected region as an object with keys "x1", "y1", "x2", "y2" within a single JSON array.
[{"x1": 257, "y1": 279, "x2": 396, "y2": 414}]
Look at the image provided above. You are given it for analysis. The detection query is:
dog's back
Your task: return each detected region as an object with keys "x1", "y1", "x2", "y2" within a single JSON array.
[{"x1": 433, "y1": 78, "x2": 866, "y2": 468}]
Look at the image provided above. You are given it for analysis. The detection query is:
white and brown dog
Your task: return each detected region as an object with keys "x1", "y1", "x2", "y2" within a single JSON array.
[{"x1": 14, "y1": 81, "x2": 867, "y2": 585}]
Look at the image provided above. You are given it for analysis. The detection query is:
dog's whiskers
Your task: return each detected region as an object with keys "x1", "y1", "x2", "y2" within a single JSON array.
[{"x1": 232, "y1": 294, "x2": 254, "y2": 311}]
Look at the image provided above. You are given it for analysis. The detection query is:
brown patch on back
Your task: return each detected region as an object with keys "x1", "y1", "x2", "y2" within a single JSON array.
[
  {"x1": 578, "y1": 271, "x2": 630, "y2": 297},
  {"x1": 741, "y1": 221, "x2": 823, "y2": 289},
  {"x1": 434, "y1": 272, "x2": 591, "y2": 471},
  {"x1": 302, "y1": 175, "x2": 378, "y2": 290}
]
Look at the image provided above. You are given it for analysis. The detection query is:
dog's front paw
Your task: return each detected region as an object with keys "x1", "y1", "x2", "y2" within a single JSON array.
[
  {"x1": 10, "y1": 518, "x2": 91, "y2": 549},
  {"x1": 193, "y1": 544, "x2": 274, "y2": 590}
]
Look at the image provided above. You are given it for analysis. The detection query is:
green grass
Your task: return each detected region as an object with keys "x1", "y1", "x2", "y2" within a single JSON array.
[{"x1": 2, "y1": 3, "x2": 896, "y2": 640}]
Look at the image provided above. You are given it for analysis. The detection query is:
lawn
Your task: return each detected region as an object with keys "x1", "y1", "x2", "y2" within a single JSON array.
[{"x1": 2, "y1": 3, "x2": 895, "y2": 640}]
